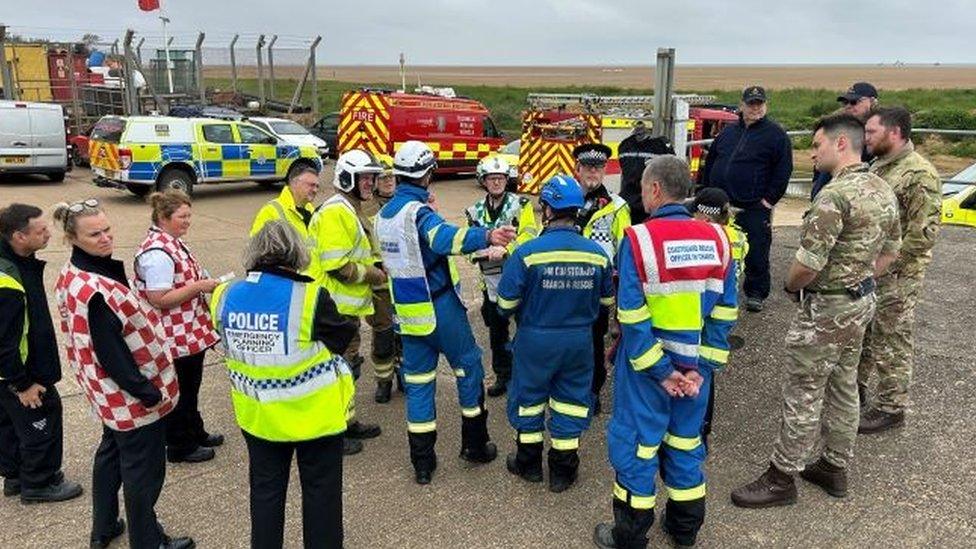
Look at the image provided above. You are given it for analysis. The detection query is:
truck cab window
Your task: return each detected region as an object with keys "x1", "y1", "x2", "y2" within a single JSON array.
[
  {"x1": 483, "y1": 116, "x2": 499, "y2": 138},
  {"x1": 239, "y1": 125, "x2": 277, "y2": 145},
  {"x1": 202, "y1": 124, "x2": 235, "y2": 144}
]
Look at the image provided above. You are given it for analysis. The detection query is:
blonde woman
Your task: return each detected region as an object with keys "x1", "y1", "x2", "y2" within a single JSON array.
[{"x1": 53, "y1": 199, "x2": 193, "y2": 549}]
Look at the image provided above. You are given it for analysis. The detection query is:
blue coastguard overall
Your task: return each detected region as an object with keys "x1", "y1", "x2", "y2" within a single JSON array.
[
  {"x1": 497, "y1": 224, "x2": 613, "y2": 488},
  {"x1": 606, "y1": 203, "x2": 737, "y2": 548},
  {"x1": 375, "y1": 182, "x2": 496, "y2": 476}
]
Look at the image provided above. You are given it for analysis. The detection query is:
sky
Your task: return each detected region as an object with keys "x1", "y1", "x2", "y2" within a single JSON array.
[{"x1": 3, "y1": 0, "x2": 975, "y2": 66}]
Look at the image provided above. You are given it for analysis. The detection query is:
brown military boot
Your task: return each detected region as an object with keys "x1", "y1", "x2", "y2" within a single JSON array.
[
  {"x1": 799, "y1": 457, "x2": 848, "y2": 498},
  {"x1": 858, "y1": 408, "x2": 905, "y2": 434},
  {"x1": 730, "y1": 463, "x2": 797, "y2": 508}
]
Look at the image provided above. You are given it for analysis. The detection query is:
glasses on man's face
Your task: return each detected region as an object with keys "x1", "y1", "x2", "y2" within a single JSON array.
[
  {"x1": 841, "y1": 99, "x2": 861, "y2": 106},
  {"x1": 68, "y1": 198, "x2": 99, "y2": 213}
]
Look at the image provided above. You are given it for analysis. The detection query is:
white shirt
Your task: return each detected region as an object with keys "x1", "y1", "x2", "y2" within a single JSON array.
[{"x1": 135, "y1": 249, "x2": 176, "y2": 291}]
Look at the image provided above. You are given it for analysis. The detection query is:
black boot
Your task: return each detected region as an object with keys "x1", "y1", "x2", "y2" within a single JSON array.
[
  {"x1": 730, "y1": 463, "x2": 797, "y2": 508},
  {"x1": 799, "y1": 457, "x2": 848, "y2": 497},
  {"x1": 459, "y1": 409, "x2": 497, "y2": 464},
  {"x1": 374, "y1": 379, "x2": 393, "y2": 404},
  {"x1": 342, "y1": 437, "x2": 363, "y2": 456},
  {"x1": 167, "y1": 446, "x2": 215, "y2": 464},
  {"x1": 3, "y1": 478, "x2": 20, "y2": 497},
  {"x1": 20, "y1": 478, "x2": 84, "y2": 504},
  {"x1": 662, "y1": 498, "x2": 705, "y2": 547},
  {"x1": 547, "y1": 447, "x2": 579, "y2": 493},
  {"x1": 409, "y1": 431, "x2": 438, "y2": 484},
  {"x1": 486, "y1": 378, "x2": 508, "y2": 398},
  {"x1": 346, "y1": 420, "x2": 382, "y2": 439},
  {"x1": 594, "y1": 498, "x2": 655, "y2": 549},
  {"x1": 506, "y1": 440, "x2": 543, "y2": 483},
  {"x1": 90, "y1": 519, "x2": 125, "y2": 549},
  {"x1": 858, "y1": 408, "x2": 905, "y2": 434}
]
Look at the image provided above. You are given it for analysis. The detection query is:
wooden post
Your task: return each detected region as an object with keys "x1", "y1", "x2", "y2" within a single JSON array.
[
  {"x1": 195, "y1": 32, "x2": 205, "y2": 103},
  {"x1": 310, "y1": 36, "x2": 321, "y2": 112}
]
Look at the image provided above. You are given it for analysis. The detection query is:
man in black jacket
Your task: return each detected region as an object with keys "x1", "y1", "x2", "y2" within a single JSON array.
[
  {"x1": 811, "y1": 82, "x2": 879, "y2": 199},
  {"x1": 701, "y1": 86, "x2": 793, "y2": 312},
  {"x1": 0, "y1": 204, "x2": 83, "y2": 503}
]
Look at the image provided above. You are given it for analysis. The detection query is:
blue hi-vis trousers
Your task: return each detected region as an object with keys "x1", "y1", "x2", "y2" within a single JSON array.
[
  {"x1": 506, "y1": 325, "x2": 593, "y2": 448},
  {"x1": 608, "y1": 364, "x2": 713, "y2": 508},
  {"x1": 401, "y1": 291, "x2": 485, "y2": 433}
]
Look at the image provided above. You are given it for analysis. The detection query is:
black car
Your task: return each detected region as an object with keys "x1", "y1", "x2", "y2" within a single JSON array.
[{"x1": 309, "y1": 112, "x2": 340, "y2": 159}]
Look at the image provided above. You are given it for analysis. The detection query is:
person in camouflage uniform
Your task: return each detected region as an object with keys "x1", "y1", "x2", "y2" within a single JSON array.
[
  {"x1": 731, "y1": 113, "x2": 900, "y2": 508},
  {"x1": 857, "y1": 107, "x2": 943, "y2": 433}
]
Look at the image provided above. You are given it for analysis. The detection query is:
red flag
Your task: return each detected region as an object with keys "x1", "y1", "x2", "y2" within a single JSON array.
[{"x1": 138, "y1": 0, "x2": 160, "y2": 11}]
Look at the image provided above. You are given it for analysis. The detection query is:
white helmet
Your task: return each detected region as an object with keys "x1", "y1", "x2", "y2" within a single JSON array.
[
  {"x1": 393, "y1": 140, "x2": 437, "y2": 179},
  {"x1": 334, "y1": 149, "x2": 383, "y2": 193},
  {"x1": 476, "y1": 156, "x2": 510, "y2": 184}
]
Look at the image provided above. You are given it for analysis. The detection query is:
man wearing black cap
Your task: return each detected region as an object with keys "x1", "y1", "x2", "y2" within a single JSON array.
[
  {"x1": 700, "y1": 85, "x2": 793, "y2": 313},
  {"x1": 573, "y1": 142, "x2": 631, "y2": 414},
  {"x1": 811, "y1": 82, "x2": 879, "y2": 199}
]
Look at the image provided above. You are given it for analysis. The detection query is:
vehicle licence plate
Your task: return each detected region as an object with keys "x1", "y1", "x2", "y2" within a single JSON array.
[{"x1": 2, "y1": 156, "x2": 27, "y2": 164}]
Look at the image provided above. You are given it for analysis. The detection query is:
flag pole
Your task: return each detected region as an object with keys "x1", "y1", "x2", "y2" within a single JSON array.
[{"x1": 159, "y1": 12, "x2": 174, "y2": 93}]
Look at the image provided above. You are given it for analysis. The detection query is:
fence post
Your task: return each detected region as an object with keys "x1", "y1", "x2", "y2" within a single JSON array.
[
  {"x1": 195, "y1": 32, "x2": 205, "y2": 103},
  {"x1": 111, "y1": 39, "x2": 119, "y2": 56},
  {"x1": 229, "y1": 34, "x2": 239, "y2": 92},
  {"x1": 652, "y1": 47, "x2": 675, "y2": 138},
  {"x1": 267, "y1": 35, "x2": 277, "y2": 100},
  {"x1": 0, "y1": 24, "x2": 12, "y2": 100},
  {"x1": 136, "y1": 37, "x2": 145, "y2": 65},
  {"x1": 122, "y1": 30, "x2": 137, "y2": 115},
  {"x1": 310, "y1": 36, "x2": 321, "y2": 112},
  {"x1": 256, "y1": 34, "x2": 266, "y2": 107}
]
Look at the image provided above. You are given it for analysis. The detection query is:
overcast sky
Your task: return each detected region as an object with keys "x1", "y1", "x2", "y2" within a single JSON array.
[{"x1": 3, "y1": 0, "x2": 974, "y2": 65}]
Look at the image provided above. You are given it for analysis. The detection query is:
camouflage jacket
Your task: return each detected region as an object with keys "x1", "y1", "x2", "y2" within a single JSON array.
[
  {"x1": 870, "y1": 141, "x2": 943, "y2": 276},
  {"x1": 796, "y1": 163, "x2": 901, "y2": 291}
]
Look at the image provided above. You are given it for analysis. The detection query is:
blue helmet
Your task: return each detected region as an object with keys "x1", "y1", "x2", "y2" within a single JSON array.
[{"x1": 539, "y1": 174, "x2": 584, "y2": 210}]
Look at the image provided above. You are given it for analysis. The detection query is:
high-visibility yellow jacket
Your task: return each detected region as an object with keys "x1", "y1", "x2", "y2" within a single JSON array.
[
  {"x1": 0, "y1": 272, "x2": 28, "y2": 366},
  {"x1": 250, "y1": 186, "x2": 316, "y2": 240},
  {"x1": 307, "y1": 193, "x2": 377, "y2": 317},
  {"x1": 210, "y1": 270, "x2": 355, "y2": 442},
  {"x1": 582, "y1": 192, "x2": 632, "y2": 264}
]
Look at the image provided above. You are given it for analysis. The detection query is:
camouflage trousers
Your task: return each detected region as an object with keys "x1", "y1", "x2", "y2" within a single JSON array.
[
  {"x1": 344, "y1": 287, "x2": 399, "y2": 381},
  {"x1": 771, "y1": 292, "x2": 876, "y2": 473},
  {"x1": 857, "y1": 271, "x2": 925, "y2": 414}
]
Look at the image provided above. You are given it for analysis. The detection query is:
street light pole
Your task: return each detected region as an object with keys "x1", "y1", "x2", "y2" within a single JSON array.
[{"x1": 160, "y1": 15, "x2": 174, "y2": 93}]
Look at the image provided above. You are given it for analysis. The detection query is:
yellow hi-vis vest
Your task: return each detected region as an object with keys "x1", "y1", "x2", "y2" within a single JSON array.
[
  {"x1": 583, "y1": 193, "x2": 632, "y2": 262},
  {"x1": 723, "y1": 222, "x2": 749, "y2": 281},
  {"x1": 375, "y1": 201, "x2": 462, "y2": 337},
  {"x1": 250, "y1": 185, "x2": 316, "y2": 240},
  {"x1": 210, "y1": 272, "x2": 355, "y2": 442},
  {"x1": 0, "y1": 272, "x2": 28, "y2": 366},
  {"x1": 308, "y1": 194, "x2": 375, "y2": 317}
]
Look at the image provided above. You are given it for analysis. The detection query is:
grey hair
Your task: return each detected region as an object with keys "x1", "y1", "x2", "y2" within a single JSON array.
[
  {"x1": 641, "y1": 156, "x2": 692, "y2": 201},
  {"x1": 243, "y1": 220, "x2": 310, "y2": 272},
  {"x1": 289, "y1": 165, "x2": 320, "y2": 184}
]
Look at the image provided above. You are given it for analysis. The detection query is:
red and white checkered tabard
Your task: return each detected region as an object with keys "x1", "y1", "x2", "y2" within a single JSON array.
[
  {"x1": 55, "y1": 262, "x2": 179, "y2": 431},
  {"x1": 133, "y1": 227, "x2": 219, "y2": 359}
]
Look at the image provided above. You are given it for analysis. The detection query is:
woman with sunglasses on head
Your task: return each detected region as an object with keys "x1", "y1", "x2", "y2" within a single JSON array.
[
  {"x1": 52, "y1": 199, "x2": 194, "y2": 549},
  {"x1": 133, "y1": 190, "x2": 221, "y2": 465}
]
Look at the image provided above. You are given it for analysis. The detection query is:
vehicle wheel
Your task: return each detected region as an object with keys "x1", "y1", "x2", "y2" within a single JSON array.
[
  {"x1": 156, "y1": 168, "x2": 195, "y2": 195},
  {"x1": 48, "y1": 171, "x2": 66, "y2": 182},
  {"x1": 125, "y1": 183, "x2": 152, "y2": 197}
]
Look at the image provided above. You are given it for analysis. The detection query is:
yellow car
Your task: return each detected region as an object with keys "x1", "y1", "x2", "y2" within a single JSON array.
[{"x1": 941, "y1": 163, "x2": 976, "y2": 228}]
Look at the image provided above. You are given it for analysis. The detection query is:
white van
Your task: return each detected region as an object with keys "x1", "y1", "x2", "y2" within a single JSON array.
[
  {"x1": 249, "y1": 117, "x2": 329, "y2": 157},
  {"x1": 0, "y1": 100, "x2": 69, "y2": 181}
]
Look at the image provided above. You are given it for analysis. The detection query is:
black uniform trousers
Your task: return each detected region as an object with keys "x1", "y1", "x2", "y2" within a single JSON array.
[
  {"x1": 480, "y1": 290, "x2": 513, "y2": 383},
  {"x1": 735, "y1": 207, "x2": 773, "y2": 300},
  {"x1": 0, "y1": 383, "x2": 63, "y2": 489},
  {"x1": 243, "y1": 430, "x2": 344, "y2": 549},
  {"x1": 92, "y1": 419, "x2": 166, "y2": 549},
  {"x1": 591, "y1": 307, "x2": 610, "y2": 396},
  {"x1": 165, "y1": 351, "x2": 207, "y2": 455}
]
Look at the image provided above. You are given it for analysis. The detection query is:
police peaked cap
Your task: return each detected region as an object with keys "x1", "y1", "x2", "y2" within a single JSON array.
[{"x1": 572, "y1": 143, "x2": 613, "y2": 166}]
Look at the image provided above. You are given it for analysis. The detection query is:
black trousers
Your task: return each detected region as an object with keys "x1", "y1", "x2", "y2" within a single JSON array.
[
  {"x1": 0, "y1": 383, "x2": 63, "y2": 489},
  {"x1": 480, "y1": 290, "x2": 513, "y2": 383},
  {"x1": 243, "y1": 430, "x2": 344, "y2": 549},
  {"x1": 92, "y1": 419, "x2": 166, "y2": 549},
  {"x1": 735, "y1": 207, "x2": 772, "y2": 300},
  {"x1": 591, "y1": 307, "x2": 610, "y2": 395},
  {"x1": 166, "y1": 352, "x2": 207, "y2": 455}
]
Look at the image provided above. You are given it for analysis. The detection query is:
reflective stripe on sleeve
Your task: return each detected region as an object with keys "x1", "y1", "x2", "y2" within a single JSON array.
[
  {"x1": 699, "y1": 346, "x2": 729, "y2": 365},
  {"x1": 631, "y1": 342, "x2": 664, "y2": 371},
  {"x1": 710, "y1": 305, "x2": 738, "y2": 321},
  {"x1": 497, "y1": 296, "x2": 521, "y2": 310},
  {"x1": 617, "y1": 306, "x2": 651, "y2": 325}
]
